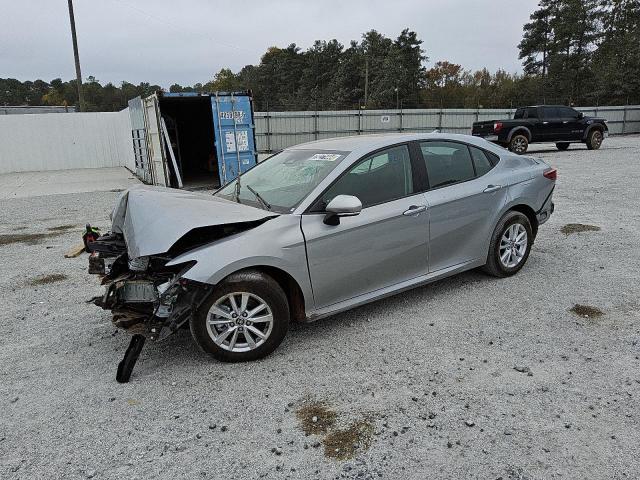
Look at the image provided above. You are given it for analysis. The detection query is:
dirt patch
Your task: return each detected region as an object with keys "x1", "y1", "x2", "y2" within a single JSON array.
[
  {"x1": 0, "y1": 232, "x2": 65, "y2": 247},
  {"x1": 296, "y1": 401, "x2": 337, "y2": 436},
  {"x1": 570, "y1": 304, "x2": 604, "y2": 318},
  {"x1": 323, "y1": 418, "x2": 375, "y2": 460},
  {"x1": 47, "y1": 224, "x2": 77, "y2": 232},
  {"x1": 561, "y1": 223, "x2": 601, "y2": 235},
  {"x1": 28, "y1": 273, "x2": 68, "y2": 286}
]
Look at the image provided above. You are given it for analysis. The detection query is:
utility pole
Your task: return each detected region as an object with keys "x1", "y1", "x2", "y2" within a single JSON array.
[
  {"x1": 67, "y1": 0, "x2": 85, "y2": 112},
  {"x1": 364, "y1": 57, "x2": 369, "y2": 109}
]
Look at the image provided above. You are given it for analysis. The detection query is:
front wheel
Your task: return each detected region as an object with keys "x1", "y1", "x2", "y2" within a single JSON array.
[
  {"x1": 190, "y1": 270, "x2": 289, "y2": 362},
  {"x1": 482, "y1": 211, "x2": 533, "y2": 278},
  {"x1": 586, "y1": 129, "x2": 603, "y2": 150},
  {"x1": 509, "y1": 134, "x2": 529, "y2": 154}
]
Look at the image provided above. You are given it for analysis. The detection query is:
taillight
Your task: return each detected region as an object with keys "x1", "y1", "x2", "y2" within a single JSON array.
[
  {"x1": 494, "y1": 122, "x2": 503, "y2": 133},
  {"x1": 543, "y1": 168, "x2": 557, "y2": 180}
]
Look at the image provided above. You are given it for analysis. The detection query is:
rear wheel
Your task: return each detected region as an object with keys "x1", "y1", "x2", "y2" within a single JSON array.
[
  {"x1": 556, "y1": 142, "x2": 570, "y2": 151},
  {"x1": 191, "y1": 270, "x2": 289, "y2": 362},
  {"x1": 509, "y1": 134, "x2": 529, "y2": 154},
  {"x1": 483, "y1": 211, "x2": 533, "y2": 278},
  {"x1": 586, "y1": 129, "x2": 603, "y2": 150}
]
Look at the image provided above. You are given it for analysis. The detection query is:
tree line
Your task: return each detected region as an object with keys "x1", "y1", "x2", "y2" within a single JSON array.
[{"x1": 2, "y1": 0, "x2": 638, "y2": 112}]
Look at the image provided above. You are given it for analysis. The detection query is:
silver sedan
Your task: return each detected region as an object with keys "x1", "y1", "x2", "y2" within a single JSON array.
[{"x1": 88, "y1": 133, "x2": 556, "y2": 379}]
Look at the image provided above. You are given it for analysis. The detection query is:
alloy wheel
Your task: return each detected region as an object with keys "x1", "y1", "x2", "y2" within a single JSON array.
[
  {"x1": 512, "y1": 137, "x2": 527, "y2": 154},
  {"x1": 592, "y1": 131, "x2": 603, "y2": 148},
  {"x1": 206, "y1": 292, "x2": 274, "y2": 352},
  {"x1": 499, "y1": 223, "x2": 528, "y2": 268}
]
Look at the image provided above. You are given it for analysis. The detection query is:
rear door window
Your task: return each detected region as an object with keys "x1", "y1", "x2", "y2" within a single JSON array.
[
  {"x1": 525, "y1": 107, "x2": 539, "y2": 119},
  {"x1": 420, "y1": 141, "x2": 475, "y2": 189},
  {"x1": 469, "y1": 146, "x2": 494, "y2": 177},
  {"x1": 542, "y1": 106, "x2": 560, "y2": 118}
]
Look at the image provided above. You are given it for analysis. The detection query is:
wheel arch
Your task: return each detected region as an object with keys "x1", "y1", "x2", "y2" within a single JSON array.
[
  {"x1": 582, "y1": 123, "x2": 604, "y2": 141},
  {"x1": 221, "y1": 265, "x2": 307, "y2": 323},
  {"x1": 508, "y1": 204, "x2": 538, "y2": 239},
  {"x1": 507, "y1": 127, "x2": 532, "y2": 142}
]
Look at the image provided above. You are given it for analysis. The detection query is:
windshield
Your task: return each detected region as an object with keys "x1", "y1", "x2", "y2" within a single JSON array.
[{"x1": 215, "y1": 149, "x2": 349, "y2": 213}]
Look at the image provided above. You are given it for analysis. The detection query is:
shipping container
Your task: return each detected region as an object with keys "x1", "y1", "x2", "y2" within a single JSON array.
[{"x1": 128, "y1": 91, "x2": 257, "y2": 189}]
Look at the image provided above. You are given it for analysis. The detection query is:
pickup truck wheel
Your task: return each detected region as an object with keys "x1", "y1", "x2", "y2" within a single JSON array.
[
  {"x1": 509, "y1": 134, "x2": 529, "y2": 154},
  {"x1": 482, "y1": 211, "x2": 533, "y2": 278},
  {"x1": 191, "y1": 270, "x2": 289, "y2": 362},
  {"x1": 586, "y1": 129, "x2": 603, "y2": 150},
  {"x1": 556, "y1": 142, "x2": 570, "y2": 151}
]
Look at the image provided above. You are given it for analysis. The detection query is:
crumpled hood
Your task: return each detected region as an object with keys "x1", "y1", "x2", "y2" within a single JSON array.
[{"x1": 111, "y1": 185, "x2": 277, "y2": 258}]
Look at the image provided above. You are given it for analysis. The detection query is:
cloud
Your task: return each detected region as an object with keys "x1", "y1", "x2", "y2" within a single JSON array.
[{"x1": 1, "y1": 0, "x2": 539, "y2": 87}]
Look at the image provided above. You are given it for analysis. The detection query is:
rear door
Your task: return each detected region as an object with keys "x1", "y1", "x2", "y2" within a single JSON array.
[
  {"x1": 301, "y1": 144, "x2": 429, "y2": 309},
  {"x1": 211, "y1": 94, "x2": 258, "y2": 186},
  {"x1": 539, "y1": 106, "x2": 564, "y2": 141},
  {"x1": 419, "y1": 141, "x2": 508, "y2": 272},
  {"x1": 525, "y1": 107, "x2": 544, "y2": 141}
]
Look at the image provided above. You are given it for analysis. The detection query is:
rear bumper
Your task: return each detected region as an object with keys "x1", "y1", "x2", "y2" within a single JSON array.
[
  {"x1": 536, "y1": 193, "x2": 555, "y2": 225},
  {"x1": 472, "y1": 133, "x2": 499, "y2": 142}
]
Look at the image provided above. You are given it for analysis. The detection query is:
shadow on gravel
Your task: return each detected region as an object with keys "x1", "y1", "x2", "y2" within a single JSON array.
[
  {"x1": 296, "y1": 400, "x2": 337, "y2": 435},
  {"x1": 47, "y1": 224, "x2": 78, "y2": 231},
  {"x1": 570, "y1": 304, "x2": 604, "y2": 318},
  {"x1": 28, "y1": 273, "x2": 68, "y2": 286},
  {"x1": 0, "y1": 231, "x2": 66, "y2": 246},
  {"x1": 561, "y1": 223, "x2": 601, "y2": 235}
]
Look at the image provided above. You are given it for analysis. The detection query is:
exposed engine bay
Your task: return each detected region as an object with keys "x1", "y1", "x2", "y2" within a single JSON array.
[{"x1": 86, "y1": 186, "x2": 278, "y2": 382}]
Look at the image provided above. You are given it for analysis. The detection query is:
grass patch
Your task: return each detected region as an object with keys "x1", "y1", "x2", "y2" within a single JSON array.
[
  {"x1": 47, "y1": 224, "x2": 77, "y2": 232},
  {"x1": 0, "y1": 232, "x2": 65, "y2": 246},
  {"x1": 28, "y1": 273, "x2": 68, "y2": 286},
  {"x1": 570, "y1": 304, "x2": 604, "y2": 318},
  {"x1": 561, "y1": 223, "x2": 601, "y2": 235},
  {"x1": 323, "y1": 418, "x2": 375, "y2": 460},
  {"x1": 296, "y1": 401, "x2": 337, "y2": 436}
]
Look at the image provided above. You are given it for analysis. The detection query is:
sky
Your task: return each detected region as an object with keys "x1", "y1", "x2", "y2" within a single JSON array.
[{"x1": 1, "y1": 0, "x2": 541, "y2": 87}]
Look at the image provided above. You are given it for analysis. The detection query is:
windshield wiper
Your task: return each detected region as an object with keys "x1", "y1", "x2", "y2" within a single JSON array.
[{"x1": 246, "y1": 184, "x2": 272, "y2": 211}]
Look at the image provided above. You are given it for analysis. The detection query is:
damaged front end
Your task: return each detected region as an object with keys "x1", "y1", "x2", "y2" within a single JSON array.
[
  {"x1": 86, "y1": 186, "x2": 278, "y2": 382},
  {"x1": 87, "y1": 234, "x2": 210, "y2": 382}
]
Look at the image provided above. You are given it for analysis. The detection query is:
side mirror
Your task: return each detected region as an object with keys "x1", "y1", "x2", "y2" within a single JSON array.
[
  {"x1": 576, "y1": 112, "x2": 584, "y2": 119},
  {"x1": 323, "y1": 195, "x2": 362, "y2": 225}
]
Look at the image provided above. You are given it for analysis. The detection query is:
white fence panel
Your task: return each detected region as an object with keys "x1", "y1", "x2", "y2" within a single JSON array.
[
  {"x1": 255, "y1": 105, "x2": 640, "y2": 152},
  {"x1": 0, "y1": 110, "x2": 134, "y2": 174}
]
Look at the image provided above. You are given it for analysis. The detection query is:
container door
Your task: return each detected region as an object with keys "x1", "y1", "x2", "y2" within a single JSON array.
[
  {"x1": 128, "y1": 96, "x2": 148, "y2": 182},
  {"x1": 210, "y1": 94, "x2": 258, "y2": 186},
  {"x1": 142, "y1": 94, "x2": 169, "y2": 186}
]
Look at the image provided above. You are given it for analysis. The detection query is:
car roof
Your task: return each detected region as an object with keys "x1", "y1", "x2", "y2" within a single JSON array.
[{"x1": 288, "y1": 132, "x2": 503, "y2": 157}]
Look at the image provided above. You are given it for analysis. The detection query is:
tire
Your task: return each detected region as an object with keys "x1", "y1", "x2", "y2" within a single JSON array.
[
  {"x1": 556, "y1": 142, "x2": 570, "y2": 151},
  {"x1": 190, "y1": 270, "x2": 289, "y2": 362},
  {"x1": 586, "y1": 129, "x2": 603, "y2": 150},
  {"x1": 508, "y1": 134, "x2": 529, "y2": 154},
  {"x1": 482, "y1": 211, "x2": 533, "y2": 278}
]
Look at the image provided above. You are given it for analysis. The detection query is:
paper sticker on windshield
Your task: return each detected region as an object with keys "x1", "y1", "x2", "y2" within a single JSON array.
[{"x1": 309, "y1": 153, "x2": 341, "y2": 162}]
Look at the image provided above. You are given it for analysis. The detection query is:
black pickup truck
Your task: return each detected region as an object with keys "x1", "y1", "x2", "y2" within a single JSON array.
[{"x1": 471, "y1": 105, "x2": 608, "y2": 154}]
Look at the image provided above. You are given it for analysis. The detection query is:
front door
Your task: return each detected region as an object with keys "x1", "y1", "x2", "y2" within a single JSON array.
[
  {"x1": 557, "y1": 106, "x2": 583, "y2": 140},
  {"x1": 419, "y1": 141, "x2": 508, "y2": 271},
  {"x1": 301, "y1": 144, "x2": 429, "y2": 309}
]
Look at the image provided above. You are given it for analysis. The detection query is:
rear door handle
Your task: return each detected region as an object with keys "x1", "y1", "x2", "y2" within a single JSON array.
[
  {"x1": 403, "y1": 205, "x2": 427, "y2": 216},
  {"x1": 483, "y1": 185, "x2": 502, "y2": 193}
]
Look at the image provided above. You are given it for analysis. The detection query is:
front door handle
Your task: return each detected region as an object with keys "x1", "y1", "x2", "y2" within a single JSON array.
[
  {"x1": 483, "y1": 185, "x2": 502, "y2": 193},
  {"x1": 403, "y1": 205, "x2": 427, "y2": 216}
]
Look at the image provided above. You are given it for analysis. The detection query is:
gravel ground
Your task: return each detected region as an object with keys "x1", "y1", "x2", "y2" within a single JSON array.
[{"x1": 1, "y1": 135, "x2": 639, "y2": 480}]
